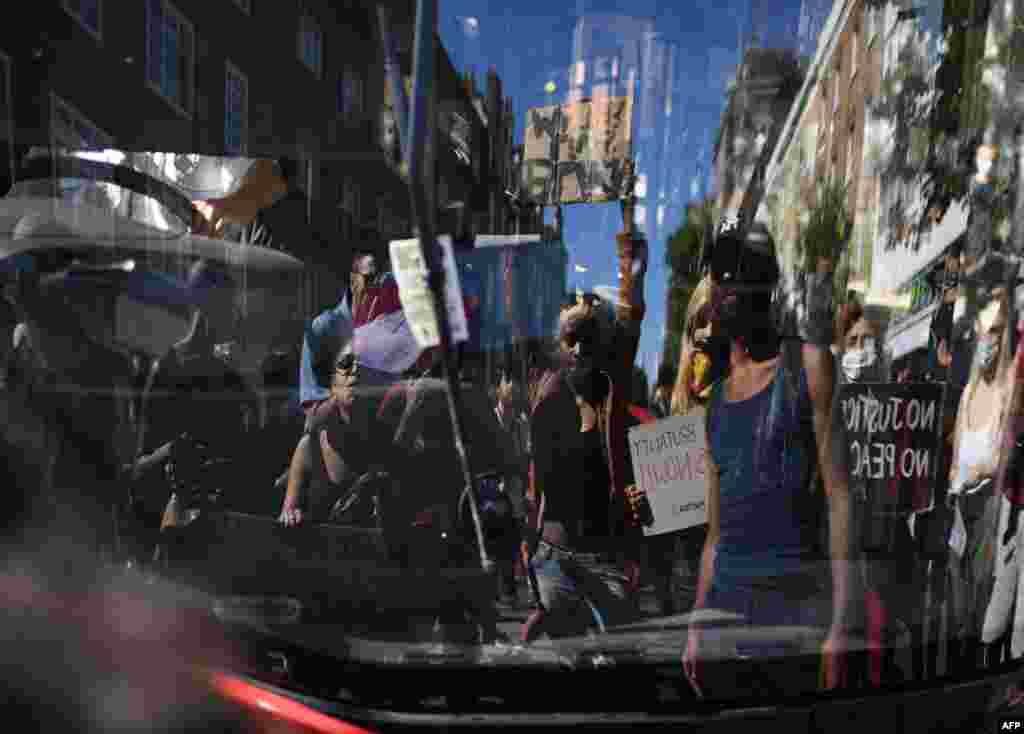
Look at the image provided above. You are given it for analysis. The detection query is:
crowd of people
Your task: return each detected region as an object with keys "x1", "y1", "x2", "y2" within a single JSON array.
[{"x1": 3, "y1": 204, "x2": 1024, "y2": 702}]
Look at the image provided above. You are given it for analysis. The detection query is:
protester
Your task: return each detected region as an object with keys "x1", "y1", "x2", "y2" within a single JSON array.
[
  {"x1": 299, "y1": 250, "x2": 403, "y2": 420},
  {"x1": 520, "y1": 232, "x2": 650, "y2": 642},
  {"x1": 946, "y1": 290, "x2": 1015, "y2": 670},
  {"x1": 682, "y1": 225, "x2": 850, "y2": 698},
  {"x1": 131, "y1": 261, "x2": 257, "y2": 549},
  {"x1": 642, "y1": 275, "x2": 719, "y2": 617},
  {"x1": 264, "y1": 251, "x2": 406, "y2": 492},
  {"x1": 834, "y1": 306, "x2": 923, "y2": 687},
  {"x1": 492, "y1": 373, "x2": 530, "y2": 601},
  {"x1": 278, "y1": 340, "x2": 408, "y2": 528},
  {"x1": 4, "y1": 267, "x2": 133, "y2": 556},
  {"x1": 992, "y1": 315, "x2": 1024, "y2": 660}
]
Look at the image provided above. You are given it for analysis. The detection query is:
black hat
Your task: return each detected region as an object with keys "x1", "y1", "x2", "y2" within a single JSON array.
[{"x1": 710, "y1": 223, "x2": 779, "y2": 289}]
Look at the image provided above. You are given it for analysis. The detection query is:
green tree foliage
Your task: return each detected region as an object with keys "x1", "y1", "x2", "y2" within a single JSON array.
[
  {"x1": 660, "y1": 201, "x2": 712, "y2": 375},
  {"x1": 867, "y1": 0, "x2": 993, "y2": 253}
]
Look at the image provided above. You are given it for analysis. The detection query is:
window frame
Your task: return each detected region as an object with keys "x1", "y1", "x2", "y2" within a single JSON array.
[
  {"x1": 338, "y1": 65, "x2": 365, "y2": 120},
  {"x1": 832, "y1": 69, "x2": 841, "y2": 116},
  {"x1": 845, "y1": 133, "x2": 857, "y2": 188},
  {"x1": 338, "y1": 177, "x2": 361, "y2": 239},
  {"x1": 297, "y1": 6, "x2": 324, "y2": 80},
  {"x1": 851, "y1": 25, "x2": 860, "y2": 80},
  {"x1": 0, "y1": 50, "x2": 13, "y2": 186},
  {"x1": 62, "y1": 0, "x2": 103, "y2": 43},
  {"x1": 145, "y1": 0, "x2": 196, "y2": 120},
  {"x1": 50, "y1": 93, "x2": 115, "y2": 153},
  {"x1": 224, "y1": 60, "x2": 249, "y2": 156}
]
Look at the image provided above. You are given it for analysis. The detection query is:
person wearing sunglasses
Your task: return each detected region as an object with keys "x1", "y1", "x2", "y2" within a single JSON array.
[
  {"x1": 298, "y1": 250, "x2": 403, "y2": 423},
  {"x1": 279, "y1": 341, "x2": 407, "y2": 528}
]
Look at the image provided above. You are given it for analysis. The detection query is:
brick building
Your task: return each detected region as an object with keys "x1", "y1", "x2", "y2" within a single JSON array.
[
  {"x1": 0, "y1": 1, "x2": 535, "y2": 317},
  {"x1": 756, "y1": 0, "x2": 878, "y2": 297},
  {"x1": 712, "y1": 46, "x2": 803, "y2": 231}
]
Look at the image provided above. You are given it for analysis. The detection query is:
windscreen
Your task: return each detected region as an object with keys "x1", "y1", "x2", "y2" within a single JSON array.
[{"x1": 2, "y1": 0, "x2": 1024, "y2": 729}]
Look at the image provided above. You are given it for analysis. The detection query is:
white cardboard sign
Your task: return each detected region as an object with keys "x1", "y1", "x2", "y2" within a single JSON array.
[
  {"x1": 628, "y1": 414, "x2": 709, "y2": 536},
  {"x1": 388, "y1": 236, "x2": 469, "y2": 348}
]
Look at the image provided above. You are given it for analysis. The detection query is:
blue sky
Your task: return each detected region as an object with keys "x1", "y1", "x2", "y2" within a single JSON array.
[{"x1": 438, "y1": 0, "x2": 807, "y2": 384}]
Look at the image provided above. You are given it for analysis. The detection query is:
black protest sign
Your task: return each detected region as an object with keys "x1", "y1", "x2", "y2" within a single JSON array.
[{"x1": 839, "y1": 382, "x2": 943, "y2": 514}]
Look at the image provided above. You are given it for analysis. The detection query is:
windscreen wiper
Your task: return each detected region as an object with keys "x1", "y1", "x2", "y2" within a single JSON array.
[{"x1": 386, "y1": 0, "x2": 492, "y2": 575}]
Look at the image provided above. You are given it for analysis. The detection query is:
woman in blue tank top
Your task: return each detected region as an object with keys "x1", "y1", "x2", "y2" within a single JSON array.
[
  {"x1": 706, "y1": 358, "x2": 819, "y2": 593},
  {"x1": 682, "y1": 226, "x2": 851, "y2": 699}
]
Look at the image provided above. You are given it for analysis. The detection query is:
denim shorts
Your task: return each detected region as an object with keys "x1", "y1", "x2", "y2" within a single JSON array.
[{"x1": 530, "y1": 540, "x2": 637, "y2": 637}]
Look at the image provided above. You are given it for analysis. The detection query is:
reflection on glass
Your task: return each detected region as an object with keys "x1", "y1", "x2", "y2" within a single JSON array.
[{"x1": 4, "y1": 0, "x2": 1024, "y2": 725}]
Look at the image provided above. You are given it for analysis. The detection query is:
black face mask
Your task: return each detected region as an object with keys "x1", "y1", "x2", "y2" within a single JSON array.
[
  {"x1": 566, "y1": 365, "x2": 609, "y2": 405},
  {"x1": 709, "y1": 285, "x2": 744, "y2": 339},
  {"x1": 710, "y1": 285, "x2": 779, "y2": 362}
]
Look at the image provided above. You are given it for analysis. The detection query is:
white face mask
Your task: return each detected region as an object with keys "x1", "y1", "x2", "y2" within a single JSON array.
[
  {"x1": 842, "y1": 342, "x2": 878, "y2": 383},
  {"x1": 978, "y1": 339, "x2": 999, "y2": 371}
]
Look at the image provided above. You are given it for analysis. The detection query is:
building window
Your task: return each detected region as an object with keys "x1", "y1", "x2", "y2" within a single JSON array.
[
  {"x1": 51, "y1": 94, "x2": 114, "y2": 152},
  {"x1": 232, "y1": 0, "x2": 251, "y2": 13},
  {"x1": 297, "y1": 7, "x2": 323, "y2": 79},
  {"x1": 338, "y1": 67, "x2": 364, "y2": 119},
  {"x1": 851, "y1": 29, "x2": 860, "y2": 79},
  {"x1": 339, "y1": 178, "x2": 360, "y2": 234},
  {"x1": 846, "y1": 135, "x2": 857, "y2": 186},
  {"x1": 63, "y1": 0, "x2": 102, "y2": 40},
  {"x1": 48, "y1": 95, "x2": 120, "y2": 212},
  {"x1": 224, "y1": 62, "x2": 248, "y2": 156},
  {"x1": 146, "y1": 0, "x2": 195, "y2": 118}
]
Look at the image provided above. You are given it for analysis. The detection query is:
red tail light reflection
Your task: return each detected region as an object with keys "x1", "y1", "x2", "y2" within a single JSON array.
[{"x1": 208, "y1": 671, "x2": 376, "y2": 734}]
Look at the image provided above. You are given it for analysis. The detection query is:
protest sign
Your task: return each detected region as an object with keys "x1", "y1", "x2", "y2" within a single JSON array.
[
  {"x1": 522, "y1": 89, "x2": 634, "y2": 206},
  {"x1": 839, "y1": 382, "x2": 943, "y2": 515},
  {"x1": 388, "y1": 236, "x2": 469, "y2": 349},
  {"x1": 628, "y1": 414, "x2": 708, "y2": 536}
]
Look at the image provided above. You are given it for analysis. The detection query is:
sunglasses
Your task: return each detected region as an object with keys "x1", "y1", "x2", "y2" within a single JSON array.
[{"x1": 335, "y1": 352, "x2": 360, "y2": 375}]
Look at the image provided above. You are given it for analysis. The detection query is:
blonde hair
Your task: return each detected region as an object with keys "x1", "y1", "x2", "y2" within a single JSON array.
[{"x1": 670, "y1": 275, "x2": 714, "y2": 416}]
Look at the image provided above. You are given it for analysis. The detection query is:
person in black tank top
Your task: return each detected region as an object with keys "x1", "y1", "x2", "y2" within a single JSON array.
[{"x1": 523, "y1": 284, "x2": 652, "y2": 642}]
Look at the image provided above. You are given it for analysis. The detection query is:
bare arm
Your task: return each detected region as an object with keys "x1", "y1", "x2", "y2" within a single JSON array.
[
  {"x1": 280, "y1": 434, "x2": 315, "y2": 525},
  {"x1": 693, "y1": 414, "x2": 720, "y2": 612},
  {"x1": 949, "y1": 389, "x2": 966, "y2": 488},
  {"x1": 804, "y1": 344, "x2": 850, "y2": 632}
]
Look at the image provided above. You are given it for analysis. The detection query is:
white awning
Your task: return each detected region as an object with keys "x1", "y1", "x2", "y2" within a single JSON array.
[{"x1": 887, "y1": 302, "x2": 938, "y2": 360}]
